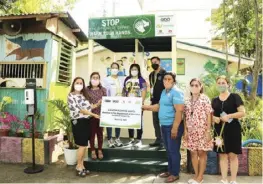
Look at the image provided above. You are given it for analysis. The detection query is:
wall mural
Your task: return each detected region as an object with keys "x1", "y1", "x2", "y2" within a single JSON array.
[{"x1": 0, "y1": 34, "x2": 49, "y2": 61}]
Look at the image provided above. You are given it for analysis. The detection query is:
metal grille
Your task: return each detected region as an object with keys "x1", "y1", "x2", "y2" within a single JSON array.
[
  {"x1": 58, "y1": 40, "x2": 72, "y2": 84},
  {"x1": 0, "y1": 63, "x2": 44, "y2": 78}
]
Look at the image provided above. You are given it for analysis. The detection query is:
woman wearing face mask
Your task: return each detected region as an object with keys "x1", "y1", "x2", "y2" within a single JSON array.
[
  {"x1": 212, "y1": 75, "x2": 245, "y2": 184},
  {"x1": 86, "y1": 72, "x2": 107, "y2": 160},
  {"x1": 67, "y1": 77, "x2": 100, "y2": 177},
  {"x1": 122, "y1": 64, "x2": 146, "y2": 147},
  {"x1": 183, "y1": 78, "x2": 213, "y2": 184},
  {"x1": 143, "y1": 72, "x2": 184, "y2": 183},
  {"x1": 103, "y1": 62, "x2": 125, "y2": 148}
]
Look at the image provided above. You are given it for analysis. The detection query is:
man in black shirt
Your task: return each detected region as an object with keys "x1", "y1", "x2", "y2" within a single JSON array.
[{"x1": 149, "y1": 56, "x2": 166, "y2": 150}]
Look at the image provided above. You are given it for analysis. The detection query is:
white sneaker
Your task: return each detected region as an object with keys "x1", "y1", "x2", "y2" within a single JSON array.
[
  {"x1": 114, "y1": 138, "x2": 123, "y2": 147},
  {"x1": 230, "y1": 181, "x2": 237, "y2": 184},
  {"x1": 221, "y1": 179, "x2": 228, "y2": 184},
  {"x1": 133, "y1": 140, "x2": 142, "y2": 147},
  {"x1": 108, "y1": 139, "x2": 115, "y2": 148},
  {"x1": 125, "y1": 139, "x2": 135, "y2": 146}
]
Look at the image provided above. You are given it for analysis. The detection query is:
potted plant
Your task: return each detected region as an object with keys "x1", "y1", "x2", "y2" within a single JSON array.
[
  {"x1": 23, "y1": 109, "x2": 44, "y2": 138},
  {"x1": 48, "y1": 99, "x2": 77, "y2": 165},
  {"x1": 0, "y1": 125, "x2": 10, "y2": 136}
]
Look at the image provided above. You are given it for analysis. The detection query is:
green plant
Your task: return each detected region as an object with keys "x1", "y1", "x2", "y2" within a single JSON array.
[
  {"x1": 48, "y1": 99, "x2": 75, "y2": 149},
  {"x1": 241, "y1": 97, "x2": 262, "y2": 141},
  {"x1": 0, "y1": 96, "x2": 12, "y2": 112}
]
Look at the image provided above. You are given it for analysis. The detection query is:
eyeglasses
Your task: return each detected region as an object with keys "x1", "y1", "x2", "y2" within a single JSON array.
[{"x1": 190, "y1": 84, "x2": 199, "y2": 88}]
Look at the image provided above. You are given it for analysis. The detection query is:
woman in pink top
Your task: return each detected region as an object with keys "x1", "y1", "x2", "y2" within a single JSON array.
[
  {"x1": 86, "y1": 72, "x2": 107, "y2": 160},
  {"x1": 183, "y1": 78, "x2": 213, "y2": 184}
]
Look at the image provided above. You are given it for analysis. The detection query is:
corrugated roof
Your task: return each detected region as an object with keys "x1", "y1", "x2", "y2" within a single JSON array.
[{"x1": 0, "y1": 12, "x2": 88, "y2": 42}]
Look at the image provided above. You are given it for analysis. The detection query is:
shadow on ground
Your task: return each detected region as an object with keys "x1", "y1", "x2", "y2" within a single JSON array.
[{"x1": 0, "y1": 156, "x2": 262, "y2": 183}]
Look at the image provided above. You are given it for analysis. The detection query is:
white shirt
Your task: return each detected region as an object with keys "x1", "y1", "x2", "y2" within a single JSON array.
[{"x1": 102, "y1": 76, "x2": 125, "y2": 96}]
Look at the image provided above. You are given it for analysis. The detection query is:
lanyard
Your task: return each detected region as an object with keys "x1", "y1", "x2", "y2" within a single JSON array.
[
  {"x1": 113, "y1": 77, "x2": 121, "y2": 96},
  {"x1": 151, "y1": 73, "x2": 158, "y2": 88}
]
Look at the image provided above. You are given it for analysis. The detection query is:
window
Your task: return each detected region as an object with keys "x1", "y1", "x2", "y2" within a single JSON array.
[
  {"x1": 0, "y1": 62, "x2": 46, "y2": 88},
  {"x1": 0, "y1": 63, "x2": 44, "y2": 78},
  {"x1": 57, "y1": 40, "x2": 73, "y2": 84}
]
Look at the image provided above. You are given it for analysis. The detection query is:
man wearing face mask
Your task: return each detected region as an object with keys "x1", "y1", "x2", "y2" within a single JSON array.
[{"x1": 149, "y1": 56, "x2": 166, "y2": 150}]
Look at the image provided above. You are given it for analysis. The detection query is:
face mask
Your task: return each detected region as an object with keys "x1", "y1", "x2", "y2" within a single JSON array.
[
  {"x1": 217, "y1": 86, "x2": 228, "y2": 93},
  {"x1": 190, "y1": 87, "x2": 200, "y2": 94},
  {"x1": 131, "y1": 70, "x2": 138, "y2": 77},
  {"x1": 91, "y1": 80, "x2": 100, "y2": 86},
  {"x1": 74, "y1": 84, "x2": 83, "y2": 91},
  {"x1": 151, "y1": 63, "x2": 159, "y2": 70},
  {"x1": 164, "y1": 81, "x2": 174, "y2": 89},
  {"x1": 111, "y1": 69, "x2": 119, "y2": 76}
]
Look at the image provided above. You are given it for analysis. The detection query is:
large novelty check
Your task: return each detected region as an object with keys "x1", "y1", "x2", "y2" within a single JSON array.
[{"x1": 100, "y1": 96, "x2": 142, "y2": 129}]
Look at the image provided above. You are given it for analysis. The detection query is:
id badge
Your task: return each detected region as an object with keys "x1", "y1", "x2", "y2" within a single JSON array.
[{"x1": 150, "y1": 88, "x2": 153, "y2": 95}]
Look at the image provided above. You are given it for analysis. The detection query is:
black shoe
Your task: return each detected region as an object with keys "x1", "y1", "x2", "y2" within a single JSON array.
[
  {"x1": 149, "y1": 140, "x2": 161, "y2": 147},
  {"x1": 155, "y1": 144, "x2": 165, "y2": 151}
]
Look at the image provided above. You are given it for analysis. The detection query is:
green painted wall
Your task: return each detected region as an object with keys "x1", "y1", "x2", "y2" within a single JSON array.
[{"x1": 0, "y1": 88, "x2": 47, "y2": 131}]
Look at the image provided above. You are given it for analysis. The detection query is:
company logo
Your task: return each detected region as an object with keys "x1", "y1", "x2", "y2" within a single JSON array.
[
  {"x1": 133, "y1": 17, "x2": 151, "y2": 35},
  {"x1": 160, "y1": 17, "x2": 171, "y2": 22}
]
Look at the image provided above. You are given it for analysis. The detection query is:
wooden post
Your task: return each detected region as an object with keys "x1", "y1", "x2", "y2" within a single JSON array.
[
  {"x1": 88, "y1": 39, "x2": 94, "y2": 76},
  {"x1": 135, "y1": 39, "x2": 139, "y2": 64},
  {"x1": 172, "y1": 36, "x2": 177, "y2": 73}
]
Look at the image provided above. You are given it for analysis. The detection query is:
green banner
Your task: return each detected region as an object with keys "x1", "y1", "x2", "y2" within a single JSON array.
[{"x1": 88, "y1": 15, "x2": 155, "y2": 39}]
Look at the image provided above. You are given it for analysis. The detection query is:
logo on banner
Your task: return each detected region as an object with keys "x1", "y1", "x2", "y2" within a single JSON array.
[
  {"x1": 133, "y1": 17, "x2": 151, "y2": 35},
  {"x1": 160, "y1": 18, "x2": 171, "y2": 22}
]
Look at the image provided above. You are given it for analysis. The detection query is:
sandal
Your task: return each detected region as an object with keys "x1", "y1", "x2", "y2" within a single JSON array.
[
  {"x1": 83, "y1": 168, "x2": 90, "y2": 175},
  {"x1": 159, "y1": 172, "x2": 170, "y2": 178},
  {"x1": 165, "y1": 175, "x2": 179, "y2": 183},
  {"x1": 91, "y1": 151, "x2": 97, "y2": 160},
  {"x1": 76, "y1": 169, "x2": 86, "y2": 177},
  {"x1": 98, "y1": 150, "x2": 104, "y2": 160}
]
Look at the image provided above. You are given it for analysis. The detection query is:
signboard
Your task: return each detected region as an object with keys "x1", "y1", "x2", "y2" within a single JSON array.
[
  {"x1": 177, "y1": 58, "x2": 185, "y2": 75},
  {"x1": 155, "y1": 14, "x2": 176, "y2": 37},
  {"x1": 88, "y1": 14, "x2": 176, "y2": 39},
  {"x1": 160, "y1": 58, "x2": 172, "y2": 72},
  {"x1": 89, "y1": 15, "x2": 155, "y2": 39},
  {"x1": 100, "y1": 96, "x2": 142, "y2": 129}
]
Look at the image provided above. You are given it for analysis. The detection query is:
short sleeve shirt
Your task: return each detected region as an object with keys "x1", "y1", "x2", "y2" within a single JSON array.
[
  {"x1": 102, "y1": 76, "x2": 125, "y2": 97},
  {"x1": 158, "y1": 86, "x2": 184, "y2": 125},
  {"x1": 123, "y1": 77, "x2": 147, "y2": 97}
]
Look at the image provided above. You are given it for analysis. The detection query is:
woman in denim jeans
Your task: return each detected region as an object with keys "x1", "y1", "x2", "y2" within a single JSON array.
[{"x1": 143, "y1": 72, "x2": 184, "y2": 183}]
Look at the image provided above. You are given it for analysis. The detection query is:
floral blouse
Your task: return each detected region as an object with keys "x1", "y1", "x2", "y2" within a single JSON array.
[{"x1": 67, "y1": 93, "x2": 91, "y2": 120}]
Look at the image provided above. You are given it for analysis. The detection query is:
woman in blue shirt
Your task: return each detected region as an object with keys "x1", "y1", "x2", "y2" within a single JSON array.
[{"x1": 143, "y1": 72, "x2": 184, "y2": 183}]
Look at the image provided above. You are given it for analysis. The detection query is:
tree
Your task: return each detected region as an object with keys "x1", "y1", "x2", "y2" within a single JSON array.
[
  {"x1": 250, "y1": 0, "x2": 262, "y2": 106},
  {"x1": 210, "y1": 0, "x2": 262, "y2": 58},
  {"x1": 0, "y1": 0, "x2": 78, "y2": 15},
  {"x1": 210, "y1": 0, "x2": 262, "y2": 107}
]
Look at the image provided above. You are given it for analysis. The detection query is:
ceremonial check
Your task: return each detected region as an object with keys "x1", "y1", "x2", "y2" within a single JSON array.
[{"x1": 100, "y1": 96, "x2": 142, "y2": 129}]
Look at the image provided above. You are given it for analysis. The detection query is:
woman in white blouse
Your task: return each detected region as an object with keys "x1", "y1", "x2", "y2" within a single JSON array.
[
  {"x1": 68, "y1": 77, "x2": 99, "y2": 177},
  {"x1": 103, "y1": 62, "x2": 125, "y2": 148}
]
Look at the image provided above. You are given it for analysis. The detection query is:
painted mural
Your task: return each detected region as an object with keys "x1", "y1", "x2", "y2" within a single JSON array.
[{"x1": 0, "y1": 33, "x2": 51, "y2": 61}]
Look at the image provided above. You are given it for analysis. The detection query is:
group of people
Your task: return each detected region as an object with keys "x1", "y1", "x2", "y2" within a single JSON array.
[{"x1": 67, "y1": 56, "x2": 246, "y2": 184}]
